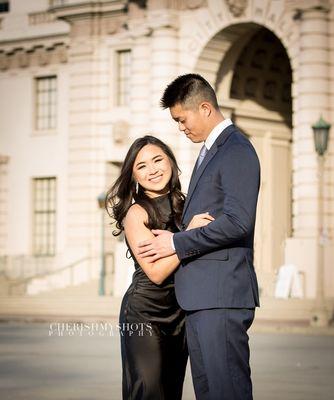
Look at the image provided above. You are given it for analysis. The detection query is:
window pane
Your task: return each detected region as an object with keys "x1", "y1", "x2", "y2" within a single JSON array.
[
  {"x1": 35, "y1": 76, "x2": 57, "y2": 130},
  {"x1": 116, "y1": 50, "x2": 131, "y2": 106},
  {"x1": 33, "y1": 177, "x2": 56, "y2": 256}
]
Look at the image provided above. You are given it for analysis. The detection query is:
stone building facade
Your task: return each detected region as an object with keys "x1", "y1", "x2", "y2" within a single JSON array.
[{"x1": 0, "y1": 0, "x2": 333, "y2": 314}]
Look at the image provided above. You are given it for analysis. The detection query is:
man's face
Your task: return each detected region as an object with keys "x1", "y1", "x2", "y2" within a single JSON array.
[{"x1": 170, "y1": 103, "x2": 209, "y2": 143}]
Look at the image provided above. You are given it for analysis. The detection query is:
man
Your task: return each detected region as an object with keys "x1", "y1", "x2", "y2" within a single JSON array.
[{"x1": 138, "y1": 74, "x2": 260, "y2": 400}]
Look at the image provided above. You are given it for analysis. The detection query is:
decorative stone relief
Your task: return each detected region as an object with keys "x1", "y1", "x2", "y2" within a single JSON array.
[
  {"x1": 245, "y1": 77, "x2": 257, "y2": 97},
  {"x1": 55, "y1": 44, "x2": 68, "y2": 63},
  {"x1": 229, "y1": 28, "x2": 292, "y2": 109},
  {"x1": 263, "y1": 81, "x2": 276, "y2": 100},
  {"x1": 28, "y1": 11, "x2": 56, "y2": 25},
  {"x1": 225, "y1": 0, "x2": 248, "y2": 17},
  {"x1": 17, "y1": 50, "x2": 29, "y2": 68},
  {"x1": 186, "y1": 0, "x2": 205, "y2": 9},
  {"x1": 0, "y1": 53, "x2": 8, "y2": 71},
  {"x1": 0, "y1": 155, "x2": 9, "y2": 164},
  {"x1": 35, "y1": 47, "x2": 48, "y2": 66},
  {"x1": 285, "y1": 0, "x2": 331, "y2": 13},
  {"x1": 0, "y1": 44, "x2": 68, "y2": 71},
  {"x1": 113, "y1": 121, "x2": 129, "y2": 144}
]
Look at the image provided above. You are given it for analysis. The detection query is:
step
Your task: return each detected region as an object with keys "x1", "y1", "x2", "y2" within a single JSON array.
[{"x1": 0, "y1": 296, "x2": 333, "y2": 324}]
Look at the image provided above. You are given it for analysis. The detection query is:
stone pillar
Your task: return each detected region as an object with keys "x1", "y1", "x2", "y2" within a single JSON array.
[
  {"x1": 0, "y1": 155, "x2": 9, "y2": 256},
  {"x1": 285, "y1": 1, "x2": 333, "y2": 298},
  {"x1": 65, "y1": 20, "x2": 110, "y2": 279},
  {"x1": 148, "y1": 10, "x2": 179, "y2": 145}
]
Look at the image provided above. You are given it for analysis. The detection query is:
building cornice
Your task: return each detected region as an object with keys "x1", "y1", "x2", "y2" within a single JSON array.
[
  {"x1": 0, "y1": 42, "x2": 68, "y2": 71},
  {"x1": 49, "y1": 0, "x2": 127, "y2": 21},
  {"x1": 285, "y1": 0, "x2": 331, "y2": 13}
]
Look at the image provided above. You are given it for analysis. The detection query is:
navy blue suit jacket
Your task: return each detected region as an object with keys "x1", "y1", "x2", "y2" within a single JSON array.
[{"x1": 174, "y1": 124, "x2": 260, "y2": 311}]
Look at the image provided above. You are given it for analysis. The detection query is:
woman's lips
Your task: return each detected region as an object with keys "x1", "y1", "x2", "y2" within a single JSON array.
[{"x1": 149, "y1": 175, "x2": 163, "y2": 182}]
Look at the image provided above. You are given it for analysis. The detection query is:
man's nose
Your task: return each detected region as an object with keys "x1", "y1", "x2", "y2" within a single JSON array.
[{"x1": 178, "y1": 122, "x2": 185, "y2": 131}]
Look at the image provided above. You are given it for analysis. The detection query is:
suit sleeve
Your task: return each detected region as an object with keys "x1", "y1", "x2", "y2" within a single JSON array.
[{"x1": 173, "y1": 143, "x2": 260, "y2": 260}]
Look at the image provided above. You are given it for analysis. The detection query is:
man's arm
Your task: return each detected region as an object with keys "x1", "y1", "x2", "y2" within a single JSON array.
[
  {"x1": 174, "y1": 143, "x2": 260, "y2": 260},
  {"x1": 138, "y1": 143, "x2": 260, "y2": 261}
]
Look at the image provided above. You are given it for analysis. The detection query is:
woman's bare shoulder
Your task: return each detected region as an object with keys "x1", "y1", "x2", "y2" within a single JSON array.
[{"x1": 124, "y1": 203, "x2": 148, "y2": 226}]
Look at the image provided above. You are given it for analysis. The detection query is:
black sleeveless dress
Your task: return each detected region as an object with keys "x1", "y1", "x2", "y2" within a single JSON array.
[{"x1": 119, "y1": 193, "x2": 188, "y2": 400}]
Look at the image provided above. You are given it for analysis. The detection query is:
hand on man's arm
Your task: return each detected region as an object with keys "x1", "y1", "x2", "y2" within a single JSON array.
[{"x1": 137, "y1": 230, "x2": 176, "y2": 262}]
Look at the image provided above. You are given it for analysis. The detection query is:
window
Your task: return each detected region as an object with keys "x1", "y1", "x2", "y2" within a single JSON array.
[
  {"x1": 0, "y1": 1, "x2": 9, "y2": 13},
  {"x1": 116, "y1": 50, "x2": 131, "y2": 106},
  {"x1": 33, "y1": 177, "x2": 56, "y2": 256},
  {"x1": 35, "y1": 76, "x2": 57, "y2": 130}
]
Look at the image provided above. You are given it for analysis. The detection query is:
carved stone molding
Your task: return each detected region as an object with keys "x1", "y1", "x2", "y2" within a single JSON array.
[
  {"x1": 55, "y1": 44, "x2": 68, "y2": 63},
  {"x1": 225, "y1": 0, "x2": 248, "y2": 17},
  {"x1": 0, "y1": 155, "x2": 9, "y2": 164},
  {"x1": 0, "y1": 44, "x2": 68, "y2": 71},
  {"x1": 113, "y1": 120, "x2": 129, "y2": 144},
  {"x1": 285, "y1": 0, "x2": 331, "y2": 13},
  {"x1": 147, "y1": 10, "x2": 179, "y2": 31},
  {"x1": 37, "y1": 47, "x2": 50, "y2": 66},
  {"x1": 185, "y1": 0, "x2": 205, "y2": 9},
  {"x1": 0, "y1": 52, "x2": 9, "y2": 71},
  {"x1": 17, "y1": 50, "x2": 29, "y2": 68}
]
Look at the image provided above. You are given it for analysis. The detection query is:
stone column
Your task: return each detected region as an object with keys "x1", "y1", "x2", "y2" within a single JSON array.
[
  {"x1": 285, "y1": 0, "x2": 333, "y2": 298},
  {"x1": 65, "y1": 20, "x2": 111, "y2": 282},
  {"x1": 147, "y1": 10, "x2": 179, "y2": 145},
  {"x1": 0, "y1": 155, "x2": 9, "y2": 256},
  {"x1": 128, "y1": 13, "x2": 152, "y2": 140}
]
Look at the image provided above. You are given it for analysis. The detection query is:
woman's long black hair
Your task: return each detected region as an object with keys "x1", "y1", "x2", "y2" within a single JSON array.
[{"x1": 106, "y1": 135, "x2": 185, "y2": 236}]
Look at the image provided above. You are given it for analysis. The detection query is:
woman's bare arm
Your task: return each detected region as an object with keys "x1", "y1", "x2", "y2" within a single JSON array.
[{"x1": 124, "y1": 204, "x2": 180, "y2": 285}]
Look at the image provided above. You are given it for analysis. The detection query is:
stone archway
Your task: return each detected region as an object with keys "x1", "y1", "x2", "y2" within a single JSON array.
[{"x1": 195, "y1": 24, "x2": 293, "y2": 296}]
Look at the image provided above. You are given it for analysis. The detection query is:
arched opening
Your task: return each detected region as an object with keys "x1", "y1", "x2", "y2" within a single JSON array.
[{"x1": 195, "y1": 24, "x2": 293, "y2": 296}]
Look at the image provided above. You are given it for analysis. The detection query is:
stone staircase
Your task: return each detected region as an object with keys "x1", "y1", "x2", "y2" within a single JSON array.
[
  {"x1": 0, "y1": 294, "x2": 333, "y2": 327},
  {"x1": 0, "y1": 295, "x2": 122, "y2": 321}
]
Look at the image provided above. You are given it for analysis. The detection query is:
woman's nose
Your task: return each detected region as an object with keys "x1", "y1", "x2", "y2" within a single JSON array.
[{"x1": 148, "y1": 164, "x2": 158, "y2": 174}]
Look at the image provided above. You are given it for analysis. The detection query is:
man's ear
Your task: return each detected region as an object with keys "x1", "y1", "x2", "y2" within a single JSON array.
[{"x1": 199, "y1": 102, "x2": 212, "y2": 118}]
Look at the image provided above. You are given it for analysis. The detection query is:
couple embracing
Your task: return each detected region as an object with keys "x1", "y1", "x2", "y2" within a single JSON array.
[{"x1": 106, "y1": 74, "x2": 260, "y2": 400}]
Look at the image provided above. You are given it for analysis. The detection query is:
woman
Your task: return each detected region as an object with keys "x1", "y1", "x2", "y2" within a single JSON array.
[{"x1": 106, "y1": 135, "x2": 213, "y2": 400}]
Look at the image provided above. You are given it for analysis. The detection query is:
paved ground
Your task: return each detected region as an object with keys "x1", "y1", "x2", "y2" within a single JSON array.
[{"x1": 0, "y1": 321, "x2": 333, "y2": 400}]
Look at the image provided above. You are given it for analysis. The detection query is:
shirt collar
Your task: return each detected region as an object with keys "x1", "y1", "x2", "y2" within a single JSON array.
[{"x1": 204, "y1": 118, "x2": 233, "y2": 150}]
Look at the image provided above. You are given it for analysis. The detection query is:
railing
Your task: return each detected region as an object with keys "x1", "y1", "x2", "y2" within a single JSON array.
[
  {"x1": 49, "y1": 0, "x2": 125, "y2": 7},
  {"x1": 49, "y1": 0, "x2": 68, "y2": 7},
  {"x1": 3, "y1": 256, "x2": 93, "y2": 295},
  {"x1": 0, "y1": 253, "x2": 115, "y2": 296},
  {"x1": 29, "y1": 11, "x2": 56, "y2": 25},
  {"x1": 0, "y1": 255, "x2": 55, "y2": 280}
]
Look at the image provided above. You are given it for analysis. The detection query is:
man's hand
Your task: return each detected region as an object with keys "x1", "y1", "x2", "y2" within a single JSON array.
[{"x1": 137, "y1": 229, "x2": 175, "y2": 262}]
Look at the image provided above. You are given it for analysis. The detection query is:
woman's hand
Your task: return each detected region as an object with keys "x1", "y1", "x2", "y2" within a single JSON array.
[{"x1": 186, "y1": 213, "x2": 215, "y2": 230}]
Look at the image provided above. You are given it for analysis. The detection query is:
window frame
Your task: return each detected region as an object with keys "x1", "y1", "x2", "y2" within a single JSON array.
[
  {"x1": 32, "y1": 177, "x2": 57, "y2": 257},
  {"x1": 34, "y1": 75, "x2": 58, "y2": 134},
  {"x1": 115, "y1": 49, "x2": 131, "y2": 107}
]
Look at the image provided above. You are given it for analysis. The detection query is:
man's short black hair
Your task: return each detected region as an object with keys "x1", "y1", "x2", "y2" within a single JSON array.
[{"x1": 160, "y1": 73, "x2": 219, "y2": 110}]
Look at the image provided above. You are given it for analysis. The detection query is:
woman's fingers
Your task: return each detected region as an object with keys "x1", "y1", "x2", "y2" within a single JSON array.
[{"x1": 194, "y1": 213, "x2": 215, "y2": 220}]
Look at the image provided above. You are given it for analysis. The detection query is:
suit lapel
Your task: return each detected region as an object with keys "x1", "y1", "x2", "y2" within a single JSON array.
[{"x1": 182, "y1": 125, "x2": 236, "y2": 220}]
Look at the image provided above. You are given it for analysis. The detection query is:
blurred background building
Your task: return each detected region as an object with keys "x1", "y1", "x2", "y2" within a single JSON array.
[{"x1": 0, "y1": 0, "x2": 333, "y2": 325}]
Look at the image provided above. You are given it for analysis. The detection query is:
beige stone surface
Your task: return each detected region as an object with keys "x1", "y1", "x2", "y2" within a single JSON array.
[{"x1": 0, "y1": 1, "x2": 333, "y2": 321}]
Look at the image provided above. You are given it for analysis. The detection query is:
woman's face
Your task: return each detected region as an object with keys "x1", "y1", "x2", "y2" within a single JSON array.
[{"x1": 132, "y1": 144, "x2": 173, "y2": 198}]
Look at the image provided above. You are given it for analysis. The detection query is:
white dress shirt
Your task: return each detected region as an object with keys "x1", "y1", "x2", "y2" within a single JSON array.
[{"x1": 203, "y1": 118, "x2": 233, "y2": 151}]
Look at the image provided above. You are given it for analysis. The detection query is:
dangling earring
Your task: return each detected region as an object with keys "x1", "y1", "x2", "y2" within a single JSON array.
[{"x1": 135, "y1": 181, "x2": 139, "y2": 194}]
